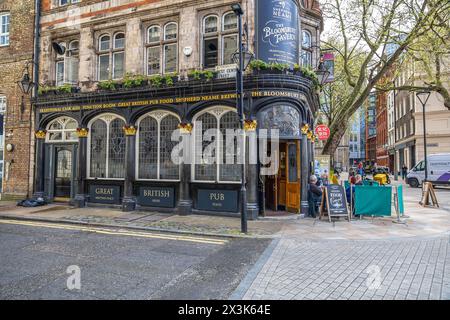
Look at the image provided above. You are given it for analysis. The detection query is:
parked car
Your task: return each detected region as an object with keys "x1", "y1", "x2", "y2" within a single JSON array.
[{"x1": 406, "y1": 153, "x2": 450, "y2": 188}]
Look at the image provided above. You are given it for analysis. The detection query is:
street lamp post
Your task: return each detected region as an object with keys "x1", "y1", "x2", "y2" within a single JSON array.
[
  {"x1": 231, "y1": 3, "x2": 254, "y2": 234},
  {"x1": 416, "y1": 90, "x2": 431, "y2": 182},
  {"x1": 392, "y1": 81, "x2": 398, "y2": 181}
]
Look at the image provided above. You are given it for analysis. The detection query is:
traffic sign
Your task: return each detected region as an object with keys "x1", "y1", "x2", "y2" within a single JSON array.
[{"x1": 315, "y1": 124, "x2": 330, "y2": 140}]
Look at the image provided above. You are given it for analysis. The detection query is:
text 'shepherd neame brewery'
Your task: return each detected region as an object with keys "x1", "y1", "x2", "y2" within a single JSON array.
[{"x1": 34, "y1": 0, "x2": 323, "y2": 217}]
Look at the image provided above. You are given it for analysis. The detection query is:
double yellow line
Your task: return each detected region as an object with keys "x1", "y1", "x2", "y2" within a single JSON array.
[{"x1": 0, "y1": 219, "x2": 228, "y2": 245}]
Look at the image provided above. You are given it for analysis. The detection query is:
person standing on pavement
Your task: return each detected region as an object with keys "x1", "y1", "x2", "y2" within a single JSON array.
[{"x1": 402, "y1": 165, "x2": 408, "y2": 180}]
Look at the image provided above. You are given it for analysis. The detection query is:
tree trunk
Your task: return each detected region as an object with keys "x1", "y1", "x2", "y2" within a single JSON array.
[{"x1": 322, "y1": 120, "x2": 348, "y2": 156}]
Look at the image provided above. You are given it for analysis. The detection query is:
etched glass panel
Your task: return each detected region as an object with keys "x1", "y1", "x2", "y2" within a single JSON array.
[
  {"x1": 148, "y1": 26, "x2": 160, "y2": 43},
  {"x1": 90, "y1": 120, "x2": 107, "y2": 178},
  {"x1": 108, "y1": 118, "x2": 126, "y2": 178},
  {"x1": 219, "y1": 111, "x2": 241, "y2": 182},
  {"x1": 195, "y1": 113, "x2": 217, "y2": 181},
  {"x1": 160, "y1": 115, "x2": 180, "y2": 180},
  {"x1": 258, "y1": 105, "x2": 301, "y2": 138},
  {"x1": 147, "y1": 46, "x2": 161, "y2": 75},
  {"x1": 138, "y1": 116, "x2": 158, "y2": 179}
]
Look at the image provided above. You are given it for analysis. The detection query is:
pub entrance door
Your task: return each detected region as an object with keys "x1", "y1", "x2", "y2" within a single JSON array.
[
  {"x1": 264, "y1": 140, "x2": 301, "y2": 214},
  {"x1": 44, "y1": 144, "x2": 78, "y2": 202}
]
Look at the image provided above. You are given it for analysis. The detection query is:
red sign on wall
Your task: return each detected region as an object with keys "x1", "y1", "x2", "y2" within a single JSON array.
[{"x1": 315, "y1": 125, "x2": 330, "y2": 141}]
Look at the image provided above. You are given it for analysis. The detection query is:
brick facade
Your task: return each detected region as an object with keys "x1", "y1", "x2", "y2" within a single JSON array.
[{"x1": 0, "y1": 0, "x2": 35, "y2": 199}]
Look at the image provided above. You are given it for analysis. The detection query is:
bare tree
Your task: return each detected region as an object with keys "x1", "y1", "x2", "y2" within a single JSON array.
[{"x1": 319, "y1": 0, "x2": 450, "y2": 156}]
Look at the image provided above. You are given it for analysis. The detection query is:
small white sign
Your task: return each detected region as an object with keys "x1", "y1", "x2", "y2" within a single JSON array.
[{"x1": 215, "y1": 64, "x2": 237, "y2": 79}]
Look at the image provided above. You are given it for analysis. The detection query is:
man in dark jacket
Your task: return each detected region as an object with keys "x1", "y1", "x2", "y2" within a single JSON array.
[{"x1": 308, "y1": 175, "x2": 323, "y2": 217}]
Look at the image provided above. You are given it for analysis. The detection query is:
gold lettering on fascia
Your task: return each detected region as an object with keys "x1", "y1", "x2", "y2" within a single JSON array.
[
  {"x1": 95, "y1": 188, "x2": 114, "y2": 195},
  {"x1": 209, "y1": 193, "x2": 225, "y2": 201},
  {"x1": 143, "y1": 190, "x2": 170, "y2": 198},
  {"x1": 38, "y1": 91, "x2": 305, "y2": 113}
]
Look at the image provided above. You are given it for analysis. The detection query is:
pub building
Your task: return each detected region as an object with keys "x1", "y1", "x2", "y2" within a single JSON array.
[{"x1": 33, "y1": 0, "x2": 323, "y2": 218}]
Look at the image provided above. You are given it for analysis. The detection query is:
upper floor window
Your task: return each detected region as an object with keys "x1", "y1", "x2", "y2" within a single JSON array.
[
  {"x1": 301, "y1": 30, "x2": 312, "y2": 68},
  {"x1": 98, "y1": 32, "x2": 125, "y2": 81},
  {"x1": 0, "y1": 13, "x2": 10, "y2": 46},
  {"x1": 59, "y1": 0, "x2": 80, "y2": 6},
  {"x1": 145, "y1": 22, "x2": 178, "y2": 75},
  {"x1": 55, "y1": 40, "x2": 79, "y2": 86},
  {"x1": 202, "y1": 12, "x2": 238, "y2": 69}
]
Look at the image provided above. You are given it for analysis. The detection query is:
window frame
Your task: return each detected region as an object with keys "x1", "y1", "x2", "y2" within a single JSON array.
[
  {"x1": 87, "y1": 113, "x2": 126, "y2": 180},
  {"x1": 58, "y1": 0, "x2": 80, "y2": 7},
  {"x1": 0, "y1": 12, "x2": 10, "y2": 47},
  {"x1": 301, "y1": 30, "x2": 313, "y2": 68},
  {"x1": 45, "y1": 117, "x2": 79, "y2": 143},
  {"x1": 191, "y1": 106, "x2": 242, "y2": 184},
  {"x1": 201, "y1": 13, "x2": 238, "y2": 69},
  {"x1": 97, "y1": 32, "x2": 126, "y2": 81},
  {"x1": 135, "y1": 110, "x2": 181, "y2": 181},
  {"x1": 145, "y1": 22, "x2": 178, "y2": 76}
]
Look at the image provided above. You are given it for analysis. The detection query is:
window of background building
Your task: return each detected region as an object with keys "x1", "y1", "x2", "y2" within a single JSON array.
[
  {"x1": 88, "y1": 114, "x2": 126, "y2": 179},
  {"x1": 58, "y1": 0, "x2": 80, "y2": 6},
  {"x1": 55, "y1": 40, "x2": 79, "y2": 86},
  {"x1": 202, "y1": 13, "x2": 238, "y2": 69},
  {"x1": 98, "y1": 33, "x2": 125, "y2": 81},
  {"x1": 301, "y1": 30, "x2": 312, "y2": 68},
  {"x1": 0, "y1": 13, "x2": 10, "y2": 46},
  {"x1": 146, "y1": 22, "x2": 178, "y2": 75}
]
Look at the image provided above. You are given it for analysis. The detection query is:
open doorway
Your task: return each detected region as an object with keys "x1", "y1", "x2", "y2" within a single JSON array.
[{"x1": 263, "y1": 140, "x2": 301, "y2": 215}]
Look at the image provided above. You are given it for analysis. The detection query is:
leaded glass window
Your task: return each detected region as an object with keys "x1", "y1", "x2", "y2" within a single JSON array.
[
  {"x1": 46, "y1": 117, "x2": 78, "y2": 142},
  {"x1": 108, "y1": 119, "x2": 126, "y2": 178},
  {"x1": 160, "y1": 115, "x2": 180, "y2": 180},
  {"x1": 90, "y1": 120, "x2": 107, "y2": 178},
  {"x1": 97, "y1": 32, "x2": 125, "y2": 80},
  {"x1": 219, "y1": 111, "x2": 241, "y2": 182},
  {"x1": 137, "y1": 112, "x2": 180, "y2": 180},
  {"x1": 138, "y1": 117, "x2": 158, "y2": 179},
  {"x1": 193, "y1": 107, "x2": 241, "y2": 183},
  {"x1": 88, "y1": 115, "x2": 125, "y2": 179}
]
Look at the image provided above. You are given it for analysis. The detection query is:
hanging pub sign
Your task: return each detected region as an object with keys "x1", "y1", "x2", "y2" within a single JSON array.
[
  {"x1": 197, "y1": 189, "x2": 238, "y2": 213},
  {"x1": 138, "y1": 187, "x2": 175, "y2": 208},
  {"x1": 89, "y1": 185, "x2": 120, "y2": 204},
  {"x1": 256, "y1": 0, "x2": 300, "y2": 65},
  {"x1": 315, "y1": 124, "x2": 330, "y2": 140}
]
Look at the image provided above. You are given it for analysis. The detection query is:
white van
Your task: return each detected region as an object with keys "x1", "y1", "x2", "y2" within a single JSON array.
[{"x1": 406, "y1": 153, "x2": 450, "y2": 188}]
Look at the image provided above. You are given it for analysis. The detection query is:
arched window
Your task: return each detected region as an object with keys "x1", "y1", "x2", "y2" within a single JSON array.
[
  {"x1": 46, "y1": 117, "x2": 78, "y2": 142},
  {"x1": 145, "y1": 23, "x2": 178, "y2": 75},
  {"x1": 301, "y1": 30, "x2": 312, "y2": 68},
  {"x1": 98, "y1": 32, "x2": 125, "y2": 81},
  {"x1": 88, "y1": 114, "x2": 126, "y2": 179},
  {"x1": 192, "y1": 107, "x2": 241, "y2": 182},
  {"x1": 202, "y1": 13, "x2": 238, "y2": 68},
  {"x1": 148, "y1": 25, "x2": 160, "y2": 43},
  {"x1": 137, "y1": 111, "x2": 180, "y2": 180}
]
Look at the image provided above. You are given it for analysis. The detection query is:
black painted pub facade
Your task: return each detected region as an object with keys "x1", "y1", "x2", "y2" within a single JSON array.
[{"x1": 33, "y1": 74, "x2": 318, "y2": 218}]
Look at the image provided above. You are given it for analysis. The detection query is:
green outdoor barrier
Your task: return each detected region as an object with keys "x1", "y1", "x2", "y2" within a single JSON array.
[
  {"x1": 363, "y1": 180, "x2": 380, "y2": 186},
  {"x1": 397, "y1": 185, "x2": 405, "y2": 215},
  {"x1": 354, "y1": 186, "x2": 392, "y2": 216}
]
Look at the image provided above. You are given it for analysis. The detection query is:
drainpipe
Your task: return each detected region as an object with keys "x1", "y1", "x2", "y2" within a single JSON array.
[{"x1": 30, "y1": 0, "x2": 41, "y2": 198}]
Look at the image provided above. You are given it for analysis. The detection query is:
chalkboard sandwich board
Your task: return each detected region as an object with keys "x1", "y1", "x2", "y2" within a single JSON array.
[{"x1": 319, "y1": 184, "x2": 350, "y2": 222}]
